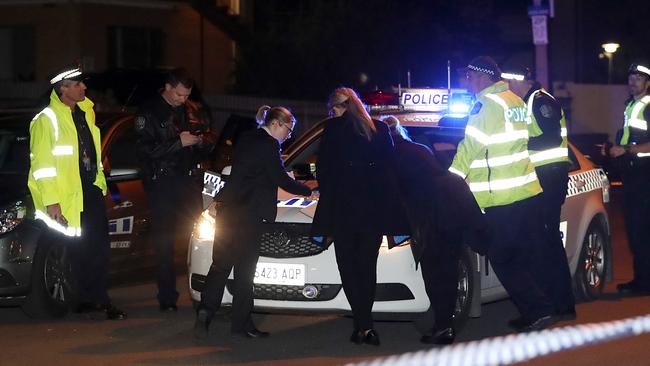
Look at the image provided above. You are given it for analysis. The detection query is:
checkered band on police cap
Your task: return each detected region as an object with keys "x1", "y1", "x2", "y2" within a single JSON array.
[{"x1": 467, "y1": 56, "x2": 502, "y2": 76}]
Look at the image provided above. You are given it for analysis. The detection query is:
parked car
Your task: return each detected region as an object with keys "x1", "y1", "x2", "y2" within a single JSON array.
[
  {"x1": 0, "y1": 112, "x2": 193, "y2": 318},
  {"x1": 187, "y1": 89, "x2": 612, "y2": 326}
]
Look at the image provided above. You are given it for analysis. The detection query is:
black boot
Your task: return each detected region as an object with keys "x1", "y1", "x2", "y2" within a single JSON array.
[{"x1": 194, "y1": 308, "x2": 212, "y2": 339}]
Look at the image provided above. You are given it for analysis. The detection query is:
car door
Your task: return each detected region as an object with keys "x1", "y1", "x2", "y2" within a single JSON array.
[{"x1": 101, "y1": 116, "x2": 155, "y2": 278}]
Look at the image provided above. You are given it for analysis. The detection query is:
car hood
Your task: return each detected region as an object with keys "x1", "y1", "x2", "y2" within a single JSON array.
[{"x1": 0, "y1": 174, "x2": 29, "y2": 207}]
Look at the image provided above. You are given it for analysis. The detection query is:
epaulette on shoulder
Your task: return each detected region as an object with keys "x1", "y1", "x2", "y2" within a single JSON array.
[{"x1": 470, "y1": 102, "x2": 483, "y2": 115}]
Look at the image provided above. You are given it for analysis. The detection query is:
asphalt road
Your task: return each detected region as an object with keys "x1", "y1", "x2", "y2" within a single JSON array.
[{"x1": 1, "y1": 190, "x2": 650, "y2": 366}]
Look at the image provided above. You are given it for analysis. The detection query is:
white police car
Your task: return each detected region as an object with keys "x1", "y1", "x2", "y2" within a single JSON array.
[{"x1": 187, "y1": 88, "x2": 611, "y2": 324}]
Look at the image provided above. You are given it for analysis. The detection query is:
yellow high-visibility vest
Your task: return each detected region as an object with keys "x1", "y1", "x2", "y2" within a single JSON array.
[
  {"x1": 27, "y1": 89, "x2": 106, "y2": 237},
  {"x1": 449, "y1": 81, "x2": 542, "y2": 209}
]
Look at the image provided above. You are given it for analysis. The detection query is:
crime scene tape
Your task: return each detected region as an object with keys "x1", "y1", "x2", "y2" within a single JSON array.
[{"x1": 349, "y1": 314, "x2": 650, "y2": 366}]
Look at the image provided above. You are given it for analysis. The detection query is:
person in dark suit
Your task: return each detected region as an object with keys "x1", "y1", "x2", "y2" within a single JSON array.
[
  {"x1": 195, "y1": 105, "x2": 313, "y2": 339},
  {"x1": 311, "y1": 87, "x2": 407, "y2": 346},
  {"x1": 383, "y1": 116, "x2": 487, "y2": 345}
]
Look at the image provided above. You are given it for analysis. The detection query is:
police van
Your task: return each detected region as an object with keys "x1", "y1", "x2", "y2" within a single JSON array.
[{"x1": 187, "y1": 87, "x2": 612, "y2": 325}]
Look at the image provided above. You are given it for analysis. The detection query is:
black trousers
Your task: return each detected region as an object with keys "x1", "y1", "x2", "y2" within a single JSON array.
[
  {"x1": 419, "y1": 232, "x2": 461, "y2": 330},
  {"x1": 333, "y1": 232, "x2": 382, "y2": 331},
  {"x1": 149, "y1": 175, "x2": 202, "y2": 306},
  {"x1": 68, "y1": 184, "x2": 111, "y2": 305},
  {"x1": 484, "y1": 196, "x2": 554, "y2": 322},
  {"x1": 533, "y1": 163, "x2": 575, "y2": 312},
  {"x1": 622, "y1": 175, "x2": 650, "y2": 289},
  {"x1": 199, "y1": 214, "x2": 263, "y2": 332}
]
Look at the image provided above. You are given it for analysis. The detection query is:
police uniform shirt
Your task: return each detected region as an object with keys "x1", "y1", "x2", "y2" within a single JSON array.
[{"x1": 72, "y1": 105, "x2": 97, "y2": 187}]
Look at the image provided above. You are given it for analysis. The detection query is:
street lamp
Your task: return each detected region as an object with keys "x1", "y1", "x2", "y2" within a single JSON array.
[{"x1": 601, "y1": 42, "x2": 620, "y2": 84}]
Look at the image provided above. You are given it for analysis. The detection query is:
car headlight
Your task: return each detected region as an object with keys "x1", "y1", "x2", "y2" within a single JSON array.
[
  {"x1": 194, "y1": 209, "x2": 216, "y2": 241},
  {"x1": 0, "y1": 200, "x2": 27, "y2": 234}
]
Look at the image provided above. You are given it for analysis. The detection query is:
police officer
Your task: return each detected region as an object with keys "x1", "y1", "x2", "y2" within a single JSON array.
[
  {"x1": 605, "y1": 64, "x2": 650, "y2": 296},
  {"x1": 135, "y1": 68, "x2": 215, "y2": 311},
  {"x1": 28, "y1": 66, "x2": 126, "y2": 320},
  {"x1": 450, "y1": 56, "x2": 555, "y2": 332},
  {"x1": 502, "y1": 68, "x2": 576, "y2": 322}
]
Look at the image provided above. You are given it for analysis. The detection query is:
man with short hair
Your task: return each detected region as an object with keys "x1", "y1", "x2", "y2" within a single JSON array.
[
  {"x1": 605, "y1": 64, "x2": 650, "y2": 296},
  {"x1": 28, "y1": 66, "x2": 126, "y2": 320},
  {"x1": 135, "y1": 68, "x2": 215, "y2": 311},
  {"x1": 450, "y1": 56, "x2": 555, "y2": 332}
]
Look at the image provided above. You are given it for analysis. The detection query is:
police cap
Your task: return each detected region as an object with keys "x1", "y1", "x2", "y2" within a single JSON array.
[
  {"x1": 49, "y1": 66, "x2": 85, "y2": 85},
  {"x1": 467, "y1": 56, "x2": 502, "y2": 77},
  {"x1": 628, "y1": 64, "x2": 650, "y2": 78},
  {"x1": 501, "y1": 66, "x2": 535, "y2": 82}
]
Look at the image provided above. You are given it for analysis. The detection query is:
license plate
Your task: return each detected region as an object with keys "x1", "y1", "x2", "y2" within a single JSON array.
[{"x1": 254, "y1": 262, "x2": 306, "y2": 286}]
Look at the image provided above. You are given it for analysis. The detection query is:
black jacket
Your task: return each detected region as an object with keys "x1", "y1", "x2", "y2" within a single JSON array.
[
  {"x1": 218, "y1": 128, "x2": 312, "y2": 223},
  {"x1": 525, "y1": 85, "x2": 564, "y2": 153},
  {"x1": 311, "y1": 113, "x2": 408, "y2": 237},
  {"x1": 135, "y1": 95, "x2": 215, "y2": 188},
  {"x1": 392, "y1": 138, "x2": 489, "y2": 261}
]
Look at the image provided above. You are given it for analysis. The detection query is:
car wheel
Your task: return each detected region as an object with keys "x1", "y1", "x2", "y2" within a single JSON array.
[
  {"x1": 22, "y1": 237, "x2": 74, "y2": 318},
  {"x1": 574, "y1": 221, "x2": 609, "y2": 301},
  {"x1": 453, "y1": 249, "x2": 474, "y2": 329}
]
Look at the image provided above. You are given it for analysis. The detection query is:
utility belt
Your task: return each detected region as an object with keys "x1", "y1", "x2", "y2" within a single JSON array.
[{"x1": 152, "y1": 167, "x2": 197, "y2": 181}]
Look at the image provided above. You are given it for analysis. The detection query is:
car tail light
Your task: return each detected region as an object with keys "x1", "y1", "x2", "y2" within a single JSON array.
[{"x1": 361, "y1": 91, "x2": 401, "y2": 113}]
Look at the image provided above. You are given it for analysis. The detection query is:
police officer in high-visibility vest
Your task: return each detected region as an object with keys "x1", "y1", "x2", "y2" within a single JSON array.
[
  {"x1": 28, "y1": 66, "x2": 126, "y2": 319},
  {"x1": 502, "y1": 67, "x2": 576, "y2": 323},
  {"x1": 604, "y1": 64, "x2": 650, "y2": 296},
  {"x1": 450, "y1": 56, "x2": 555, "y2": 332}
]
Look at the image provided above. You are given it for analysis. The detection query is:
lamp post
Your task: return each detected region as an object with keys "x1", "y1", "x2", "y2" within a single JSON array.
[{"x1": 601, "y1": 42, "x2": 620, "y2": 84}]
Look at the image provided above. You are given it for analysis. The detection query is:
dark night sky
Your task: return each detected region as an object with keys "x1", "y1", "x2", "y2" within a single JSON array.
[{"x1": 229, "y1": 0, "x2": 650, "y2": 99}]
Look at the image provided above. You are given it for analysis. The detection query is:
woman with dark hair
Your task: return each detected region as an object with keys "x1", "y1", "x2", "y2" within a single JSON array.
[
  {"x1": 195, "y1": 105, "x2": 312, "y2": 339},
  {"x1": 383, "y1": 115, "x2": 487, "y2": 344},
  {"x1": 312, "y1": 88, "x2": 406, "y2": 346}
]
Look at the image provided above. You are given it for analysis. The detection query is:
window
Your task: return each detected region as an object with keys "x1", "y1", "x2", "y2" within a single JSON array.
[
  {"x1": 0, "y1": 26, "x2": 35, "y2": 81},
  {"x1": 108, "y1": 26, "x2": 164, "y2": 68},
  {"x1": 105, "y1": 121, "x2": 139, "y2": 173}
]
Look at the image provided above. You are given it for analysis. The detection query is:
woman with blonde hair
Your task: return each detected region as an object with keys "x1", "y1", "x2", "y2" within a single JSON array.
[
  {"x1": 195, "y1": 105, "x2": 312, "y2": 340},
  {"x1": 312, "y1": 88, "x2": 407, "y2": 346}
]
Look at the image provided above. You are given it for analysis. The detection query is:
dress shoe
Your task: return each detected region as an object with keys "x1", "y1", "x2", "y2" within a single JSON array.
[
  {"x1": 554, "y1": 308, "x2": 577, "y2": 321},
  {"x1": 104, "y1": 304, "x2": 127, "y2": 320},
  {"x1": 232, "y1": 328, "x2": 270, "y2": 339},
  {"x1": 194, "y1": 308, "x2": 212, "y2": 339},
  {"x1": 349, "y1": 329, "x2": 364, "y2": 345},
  {"x1": 617, "y1": 281, "x2": 650, "y2": 296},
  {"x1": 159, "y1": 304, "x2": 178, "y2": 312},
  {"x1": 507, "y1": 316, "x2": 527, "y2": 329},
  {"x1": 420, "y1": 327, "x2": 455, "y2": 345},
  {"x1": 75, "y1": 302, "x2": 105, "y2": 313},
  {"x1": 363, "y1": 329, "x2": 380, "y2": 346},
  {"x1": 514, "y1": 315, "x2": 555, "y2": 333}
]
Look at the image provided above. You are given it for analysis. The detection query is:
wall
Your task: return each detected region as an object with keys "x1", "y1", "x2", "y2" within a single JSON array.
[{"x1": 554, "y1": 82, "x2": 628, "y2": 141}]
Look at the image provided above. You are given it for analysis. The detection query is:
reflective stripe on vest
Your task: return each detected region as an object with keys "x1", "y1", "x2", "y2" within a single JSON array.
[
  {"x1": 464, "y1": 125, "x2": 529, "y2": 145},
  {"x1": 32, "y1": 167, "x2": 57, "y2": 180},
  {"x1": 33, "y1": 107, "x2": 59, "y2": 141},
  {"x1": 470, "y1": 150, "x2": 530, "y2": 168},
  {"x1": 469, "y1": 171, "x2": 538, "y2": 192},
  {"x1": 34, "y1": 209, "x2": 82, "y2": 237},
  {"x1": 526, "y1": 89, "x2": 569, "y2": 166},
  {"x1": 52, "y1": 145, "x2": 74, "y2": 156}
]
